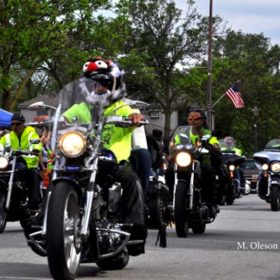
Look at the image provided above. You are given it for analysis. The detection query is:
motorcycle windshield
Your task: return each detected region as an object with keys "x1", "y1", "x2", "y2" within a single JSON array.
[
  {"x1": 265, "y1": 139, "x2": 280, "y2": 151},
  {"x1": 169, "y1": 125, "x2": 192, "y2": 153},
  {"x1": 58, "y1": 77, "x2": 110, "y2": 113}
]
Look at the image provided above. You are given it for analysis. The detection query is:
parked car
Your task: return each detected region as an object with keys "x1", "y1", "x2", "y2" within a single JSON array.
[{"x1": 240, "y1": 159, "x2": 261, "y2": 192}]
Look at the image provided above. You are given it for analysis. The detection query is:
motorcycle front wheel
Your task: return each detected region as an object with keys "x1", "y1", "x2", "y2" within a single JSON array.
[
  {"x1": 174, "y1": 182, "x2": 189, "y2": 237},
  {"x1": 0, "y1": 193, "x2": 7, "y2": 233},
  {"x1": 46, "y1": 182, "x2": 82, "y2": 280},
  {"x1": 225, "y1": 182, "x2": 235, "y2": 205}
]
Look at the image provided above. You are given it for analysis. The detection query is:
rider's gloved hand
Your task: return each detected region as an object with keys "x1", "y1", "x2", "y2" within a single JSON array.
[{"x1": 129, "y1": 113, "x2": 144, "y2": 126}]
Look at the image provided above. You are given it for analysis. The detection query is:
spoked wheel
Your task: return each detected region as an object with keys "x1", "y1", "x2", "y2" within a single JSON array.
[
  {"x1": 0, "y1": 193, "x2": 7, "y2": 233},
  {"x1": 146, "y1": 196, "x2": 161, "y2": 229},
  {"x1": 270, "y1": 185, "x2": 280, "y2": 212},
  {"x1": 47, "y1": 182, "x2": 82, "y2": 280},
  {"x1": 174, "y1": 182, "x2": 189, "y2": 237}
]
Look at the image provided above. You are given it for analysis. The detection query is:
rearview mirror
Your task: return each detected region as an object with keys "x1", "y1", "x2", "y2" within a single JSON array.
[
  {"x1": 28, "y1": 101, "x2": 45, "y2": 108},
  {"x1": 28, "y1": 102, "x2": 57, "y2": 111}
]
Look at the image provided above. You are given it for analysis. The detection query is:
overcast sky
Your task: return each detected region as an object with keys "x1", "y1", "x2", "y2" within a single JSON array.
[{"x1": 175, "y1": 0, "x2": 280, "y2": 46}]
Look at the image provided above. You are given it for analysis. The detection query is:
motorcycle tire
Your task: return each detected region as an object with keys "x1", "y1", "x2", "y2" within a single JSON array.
[
  {"x1": 226, "y1": 184, "x2": 235, "y2": 205},
  {"x1": 226, "y1": 197, "x2": 234, "y2": 205},
  {"x1": 96, "y1": 248, "x2": 129, "y2": 270},
  {"x1": 270, "y1": 185, "x2": 280, "y2": 212},
  {"x1": 191, "y1": 223, "x2": 206, "y2": 234},
  {"x1": 146, "y1": 196, "x2": 161, "y2": 229},
  {"x1": 0, "y1": 194, "x2": 7, "y2": 233},
  {"x1": 174, "y1": 182, "x2": 189, "y2": 238},
  {"x1": 217, "y1": 194, "x2": 226, "y2": 205},
  {"x1": 46, "y1": 182, "x2": 81, "y2": 280}
]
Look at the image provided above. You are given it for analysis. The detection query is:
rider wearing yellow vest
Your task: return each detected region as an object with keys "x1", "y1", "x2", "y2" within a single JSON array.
[
  {"x1": 187, "y1": 110, "x2": 220, "y2": 216},
  {"x1": 62, "y1": 57, "x2": 147, "y2": 256},
  {"x1": 221, "y1": 136, "x2": 243, "y2": 156},
  {"x1": 0, "y1": 113, "x2": 42, "y2": 211}
]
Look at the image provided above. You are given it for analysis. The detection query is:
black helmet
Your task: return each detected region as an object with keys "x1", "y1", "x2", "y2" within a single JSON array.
[{"x1": 11, "y1": 113, "x2": 25, "y2": 123}]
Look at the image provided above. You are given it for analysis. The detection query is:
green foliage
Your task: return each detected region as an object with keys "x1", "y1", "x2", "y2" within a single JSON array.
[
  {"x1": 116, "y1": 0, "x2": 207, "y2": 139},
  {"x1": 0, "y1": 0, "x2": 111, "y2": 110},
  {"x1": 209, "y1": 32, "x2": 280, "y2": 155}
]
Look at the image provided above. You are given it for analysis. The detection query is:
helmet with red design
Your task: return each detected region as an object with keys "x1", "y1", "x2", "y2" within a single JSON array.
[{"x1": 79, "y1": 57, "x2": 126, "y2": 106}]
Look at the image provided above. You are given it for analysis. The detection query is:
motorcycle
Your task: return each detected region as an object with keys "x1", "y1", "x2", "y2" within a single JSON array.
[
  {"x1": 145, "y1": 154, "x2": 172, "y2": 248},
  {"x1": 253, "y1": 138, "x2": 280, "y2": 211},
  {"x1": 168, "y1": 125, "x2": 218, "y2": 238},
  {"x1": 25, "y1": 78, "x2": 148, "y2": 280},
  {"x1": 0, "y1": 147, "x2": 40, "y2": 233},
  {"x1": 218, "y1": 151, "x2": 245, "y2": 205}
]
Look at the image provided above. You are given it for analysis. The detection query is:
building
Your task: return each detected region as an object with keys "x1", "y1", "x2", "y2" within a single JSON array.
[{"x1": 18, "y1": 92, "x2": 59, "y2": 123}]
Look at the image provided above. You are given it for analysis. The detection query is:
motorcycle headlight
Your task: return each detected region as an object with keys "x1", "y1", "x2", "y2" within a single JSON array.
[
  {"x1": 229, "y1": 164, "x2": 235, "y2": 171},
  {"x1": 0, "y1": 156, "x2": 9, "y2": 169},
  {"x1": 175, "y1": 151, "x2": 192, "y2": 167},
  {"x1": 271, "y1": 162, "x2": 280, "y2": 173},
  {"x1": 262, "y1": 163, "x2": 269, "y2": 171},
  {"x1": 59, "y1": 131, "x2": 86, "y2": 158}
]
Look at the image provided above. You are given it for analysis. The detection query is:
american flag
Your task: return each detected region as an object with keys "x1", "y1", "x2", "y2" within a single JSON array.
[{"x1": 225, "y1": 84, "x2": 244, "y2": 109}]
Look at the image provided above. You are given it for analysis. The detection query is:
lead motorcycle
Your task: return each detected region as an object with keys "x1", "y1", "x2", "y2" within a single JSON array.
[
  {"x1": 254, "y1": 139, "x2": 280, "y2": 211},
  {"x1": 25, "y1": 77, "x2": 147, "y2": 280},
  {"x1": 169, "y1": 125, "x2": 219, "y2": 238},
  {"x1": 0, "y1": 146, "x2": 40, "y2": 233}
]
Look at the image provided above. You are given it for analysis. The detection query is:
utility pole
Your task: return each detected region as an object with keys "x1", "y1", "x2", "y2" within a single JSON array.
[{"x1": 207, "y1": 0, "x2": 213, "y2": 130}]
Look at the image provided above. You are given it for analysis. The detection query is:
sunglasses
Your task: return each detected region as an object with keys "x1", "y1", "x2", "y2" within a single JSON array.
[
  {"x1": 11, "y1": 122, "x2": 23, "y2": 127},
  {"x1": 188, "y1": 117, "x2": 203, "y2": 121}
]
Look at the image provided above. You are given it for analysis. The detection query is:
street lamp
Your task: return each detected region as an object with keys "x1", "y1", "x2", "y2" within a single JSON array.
[{"x1": 252, "y1": 106, "x2": 260, "y2": 151}]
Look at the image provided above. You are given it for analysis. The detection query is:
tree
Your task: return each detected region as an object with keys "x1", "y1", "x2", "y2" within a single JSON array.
[
  {"x1": 115, "y1": 0, "x2": 208, "y2": 140},
  {"x1": 190, "y1": 30, "x2": 280, "y2": 154},
  {"x1": 0, "y1": 0, "x2": 111, "y2": 111}
]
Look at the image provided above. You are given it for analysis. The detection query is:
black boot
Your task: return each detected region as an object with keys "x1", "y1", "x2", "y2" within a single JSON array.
[{"x1": 122, "y1": 223, "x2": 147, "y2": 256}]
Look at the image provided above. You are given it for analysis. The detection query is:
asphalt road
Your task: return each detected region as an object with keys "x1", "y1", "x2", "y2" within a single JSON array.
[{"x1": 0, "y1": 193, "x2": 279, "y2": 280}]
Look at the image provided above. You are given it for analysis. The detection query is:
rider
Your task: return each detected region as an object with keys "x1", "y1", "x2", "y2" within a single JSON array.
[
  {"x1": 221, "y1": 136, "x2": 245, "y2": 189},
  {"x1": 187, "y1": 109, "x2": 221, "y2": 216},
  {"x1": 146, "y1": 129, "x2": 165, "y2": 172},
  {"x1": 0, "y1": 113, "x2": 42, "y2": 213},
  {"x1": 62, "y1": 57, "x2": 147, "y2": 256},
  {"x1": 166, "y1": 109, "x2": 220, "y2": 216},
  {"x1": 221, "y1": 136, "x2": 243, "y2": 156}
]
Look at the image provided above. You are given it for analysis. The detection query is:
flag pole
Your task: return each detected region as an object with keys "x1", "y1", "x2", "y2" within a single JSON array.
[
  {"x1": 212, "y1": 93, "x2": 226, "y2": 108},
  {"x1": 206, "y1": 0, "x2": 214, "y2": 130}
]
